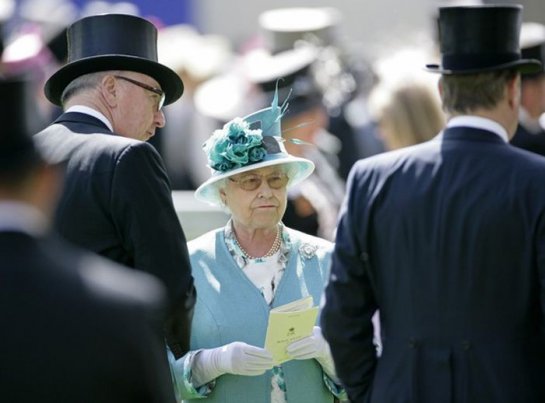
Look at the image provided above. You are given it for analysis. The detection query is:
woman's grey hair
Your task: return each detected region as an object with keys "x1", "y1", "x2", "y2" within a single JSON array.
[
  {"x1": 214, "y1": 178, "x2": 230, "y2": 212},
  {"x1": 439, "y1": 68, "x2": 518, "y2": 115},
  {"x1": 60, "y1": 71, "x2": 119, "y2": 106}
]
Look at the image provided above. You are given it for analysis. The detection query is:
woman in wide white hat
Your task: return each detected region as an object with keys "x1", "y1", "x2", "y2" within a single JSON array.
[{"x1": 168, "y1": 91, "x2": 346, "y2": 402}]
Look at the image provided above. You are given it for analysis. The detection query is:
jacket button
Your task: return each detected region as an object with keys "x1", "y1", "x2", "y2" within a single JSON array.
[
  {"x1": 409, "y1": 339, "x2": 418, "y2": 349},
  {"x1": 461, "y1": 340, "x2": 471, "y2": 350}
]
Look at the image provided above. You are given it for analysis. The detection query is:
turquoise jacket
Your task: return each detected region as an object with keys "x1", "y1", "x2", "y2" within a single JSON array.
[{"x1": 170, "y1": 227, "x2": 341, "y2": 402}]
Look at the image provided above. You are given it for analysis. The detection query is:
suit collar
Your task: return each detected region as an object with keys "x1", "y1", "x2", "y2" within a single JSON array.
[
  {"x1": 65, "y1": 105, "x2": 113, "y2": 131},
  {"x1": 442, "y1": 126, "x2": 507, "y2": 145},
  {"x1": 53, "y1": 112, "x2": 112, "y2": 134},
  {"x1": 446, "y1": 115, "x2": 509, "y2": 142}
]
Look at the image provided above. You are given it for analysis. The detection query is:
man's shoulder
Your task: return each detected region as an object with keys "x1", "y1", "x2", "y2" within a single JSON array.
[
  {"x1": 350, "y1": 143, "x2": 429, "y2": 176},
  {"x1": 45, "y1": 237, "x2": 166, "y2": 310},
  {"x1": 507, "y1": 142, "x2": 545, "y2": 174},
  {"x1": 78, "y1": 252, "x2": 166, "y2": 309},
  {"x1": 37, "y1": 121, "x2": 142, "y2": 148},
  {"x1": 35, "y1": 122, "x2": 156, "y2": 165}
]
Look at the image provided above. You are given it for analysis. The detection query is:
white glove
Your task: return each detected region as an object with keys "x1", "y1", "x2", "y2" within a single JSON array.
[
  {"x1": 192, "y1": 342, "x2": 274, "y2": 387},
  {"x1": 286, "y1": 326, "x2": 338, "y2": 381},
  {"x1": 286, "y1": 326, "x2": 329, "y2": 360},
  {"x1": 214, "y1": 342, "x2": 274, "y2": 375}
]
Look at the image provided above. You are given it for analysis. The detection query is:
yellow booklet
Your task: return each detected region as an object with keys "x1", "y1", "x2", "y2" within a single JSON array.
[{"x1": 264, "y1": 296, "x2": 319, "y2": 364}]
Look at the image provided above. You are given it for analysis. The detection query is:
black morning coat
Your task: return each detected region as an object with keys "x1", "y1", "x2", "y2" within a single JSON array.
[
  {"x1": 34, "y1": 112, "x2": 196, "y2": 357},
  {"x1": 0, "y1": 230, "x2": 176, "y2": 402},
  {"x1": 322, "y1": 126, "x2": 545, "y2": 403}
]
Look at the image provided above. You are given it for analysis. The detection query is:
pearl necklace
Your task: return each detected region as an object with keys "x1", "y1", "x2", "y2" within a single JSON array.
[{"x1": 234, "y1": 226, "x2": 281, "y2": 260}]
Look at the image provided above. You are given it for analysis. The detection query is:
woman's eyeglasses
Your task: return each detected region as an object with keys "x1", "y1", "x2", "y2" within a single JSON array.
[
  {"x1": 114, "y1": 75, "x2": 165, "y2": 111},
  {"x1": 229, "y1": 173, "x2": 289, "y2": 191}
]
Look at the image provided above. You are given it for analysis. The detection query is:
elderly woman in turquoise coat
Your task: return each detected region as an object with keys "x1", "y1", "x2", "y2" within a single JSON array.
[{"x1": 168, "y1": 92, "x2": 347, "y2": 402}]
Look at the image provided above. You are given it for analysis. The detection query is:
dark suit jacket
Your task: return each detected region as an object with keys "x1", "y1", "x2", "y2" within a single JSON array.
[
  {"x1": 322, "y1": 127, "x2": 545, "y2": 403},
  {"x1": 510, "y1": 122, "x2": 545, "y2": 157},
  {"x1": 34, "y1": 112, "x2": 195, "y2": 356},
  {"x1": 0, "y1": 231, "x2": 175, "y2": 402}
]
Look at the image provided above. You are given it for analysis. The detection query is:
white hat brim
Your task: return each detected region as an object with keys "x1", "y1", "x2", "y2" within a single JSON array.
[{"x1": 194, "y1": 155, "x2": 315, "y2": 206}]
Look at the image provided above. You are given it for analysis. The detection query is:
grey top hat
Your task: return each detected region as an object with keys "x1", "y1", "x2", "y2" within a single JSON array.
[
  {"x1": 426, "y1": 5, "x2": 541, "y2": 75},
  {"x1": 258, "y1": 7, "x2": 340, "y2": 54},
  {"x1": 44, "y1": 14, "x2": 184, "y2": 106}
]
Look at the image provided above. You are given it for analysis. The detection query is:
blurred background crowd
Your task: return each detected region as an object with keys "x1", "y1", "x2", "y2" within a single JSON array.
[{"x1": 1, "y1": 0, "x2": 543, "y2": 241}]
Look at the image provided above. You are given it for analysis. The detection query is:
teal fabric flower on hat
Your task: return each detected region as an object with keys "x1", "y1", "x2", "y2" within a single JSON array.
[{"x1": 203, "y1": 117, "x2": 267, "y2": 172}]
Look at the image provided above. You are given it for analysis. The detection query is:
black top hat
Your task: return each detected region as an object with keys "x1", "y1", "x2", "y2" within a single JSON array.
[
  {"x1": 426, "y1": 5, "x2": 541, "y2": 75},
  {"x1": 520, "y1": 22, "x2": 545, "y2": 77},
  {"x1": 0, "y1": 76, "x2": 42, "y2": 169},
  {"x1": 44, "y1": 14, "x2": 184, "y2": 106},
  {"x1": 245, "y1": 47, "x2": 323, "y2": 117}
]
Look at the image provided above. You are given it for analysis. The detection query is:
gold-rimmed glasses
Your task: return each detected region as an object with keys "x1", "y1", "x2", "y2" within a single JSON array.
[{"x1": 229, "y1": 172, "x2": 289, "y2": 191}]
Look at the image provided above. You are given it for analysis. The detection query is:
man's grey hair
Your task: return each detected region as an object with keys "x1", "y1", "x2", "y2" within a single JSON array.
[{"x1": 60, "y1": 71, "x2": 120, "y2": 106}]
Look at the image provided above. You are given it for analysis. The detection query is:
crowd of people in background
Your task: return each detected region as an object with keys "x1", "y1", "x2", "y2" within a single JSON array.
[
  {"x1": 0, "y1": 0, "x2": 445, "y2": 241},
  {"x1": 1, "y1": 0, "x2": 545, "y2": 402}
]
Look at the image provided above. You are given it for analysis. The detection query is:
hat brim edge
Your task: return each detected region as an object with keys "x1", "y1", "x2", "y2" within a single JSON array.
[
  {"x1": 194, "y1": 156, "x2": 315, "y2": 206},
  {"x1": 424, "y1": 58, "x2": 542, "y2": 75},
  {"x1": 44, "y1": 55, "x2": 184, "y2": 106}
]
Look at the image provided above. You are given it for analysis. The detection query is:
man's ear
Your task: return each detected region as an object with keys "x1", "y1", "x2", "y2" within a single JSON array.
[
  {"x1": 101, "y1": 75, "x2": 118, "y2": 108},
  {"x1": 506, "y1": 73, "x2": 521, "y2": 110}
]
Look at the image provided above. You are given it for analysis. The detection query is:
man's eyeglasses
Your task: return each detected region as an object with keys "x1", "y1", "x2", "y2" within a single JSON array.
[
  {"x1": 229, "y1": 173, "x2": 289, "y2": 191},
  {"x1": 114, "y1": 75, "x2": 165, "y2": 111}
]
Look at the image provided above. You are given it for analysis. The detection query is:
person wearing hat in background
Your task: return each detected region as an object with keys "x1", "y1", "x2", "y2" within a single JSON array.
[
  {"x1": 34, "y1": 13, "x2": 196, "y2": 360},
  {"x1": 168, "y1": 91, "x2": 346, "y2": 402},
  {"x1": 0, "y1": 75, "x2": 176, "y2": 402},
  {"x1": 156, "y1": 24, "x2": 234, "y2": 190},
  {"x1": 245, "y1": 45, "x2": 346, "y2": 242},
  {"x1": 258, "y1": 7, "x2": 384, "y2": 182},
  {"x1": 510, "y1": 22, "x2": 545, "y2": 155},
  {"x1": 322, "y1": 5, "x2": 545, "y2": 403}
]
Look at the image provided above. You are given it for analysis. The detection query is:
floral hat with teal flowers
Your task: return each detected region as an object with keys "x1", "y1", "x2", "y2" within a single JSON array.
[{"x1": 195, "y1": 89, "x2": 315, "y2": 206}]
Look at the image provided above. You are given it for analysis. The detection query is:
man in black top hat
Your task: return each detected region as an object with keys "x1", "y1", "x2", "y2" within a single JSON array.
[
  {"x1": 0, "y1": 75, "x2": 176, "y2": 402},
  {"x1": 322, "y1": 5, "x2": 545, "y2": 403},
  {"x1": 34, "y1": 14, "x2": 196, "y2": 359},
  {"x1": 510, "y1": 22, "x2": 545, "y2": 155}
]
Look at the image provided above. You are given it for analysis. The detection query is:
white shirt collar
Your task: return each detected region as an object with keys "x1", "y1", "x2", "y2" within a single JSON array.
[
  {"x1": 446, "y1": 115, "x2": 509, "y2": 143},
  {"x1": 66, "y1": 105, "x2": 114, "y2": 132},
  {"x1": 518, "y1": 107, "x2": 544, "y2": 134},
  {"x1": 0, "y1": 202, "x2": 48, "y2": 236}
]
